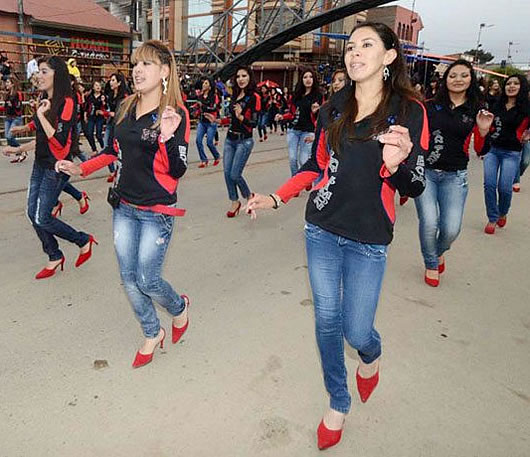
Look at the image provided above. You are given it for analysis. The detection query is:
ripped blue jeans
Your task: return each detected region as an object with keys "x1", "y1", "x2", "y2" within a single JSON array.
[{"x1": 113, "y1": 203, "x2": 186, "y2": 338}]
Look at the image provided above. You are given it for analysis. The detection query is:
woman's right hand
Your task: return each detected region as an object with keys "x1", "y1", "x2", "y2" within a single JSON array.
[
  {"x1": 2, "y1": 145, "x2": 20, "y2": 156},
  {"x1": 9, "y1": 125, "x2": 25, "y2": 135},
  {"x1": 274, "y1": 114, "x2": 283, "y2": 122},
  {"x1": 245, "y1": 193, "x2": 277, "y2": 219},
  {"x1": 55, "y1": 160, "x2": 81, "y2": 176}
]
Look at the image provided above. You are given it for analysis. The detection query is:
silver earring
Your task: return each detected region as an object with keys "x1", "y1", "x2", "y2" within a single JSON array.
[
  {"x1": 383, "y1": 66, "x2": 390, "y2": 81},
  {"x1": 162, "y1": 77, "x2": 168, "y2": 95}
]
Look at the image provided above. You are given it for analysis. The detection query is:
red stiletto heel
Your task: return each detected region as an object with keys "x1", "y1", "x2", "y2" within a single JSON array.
[
  {"x1": 172, "y1": 295, "x2": 190, "y2": 344},
  {"x1": 424, "y1": 273, "x2": 439, "y2": 287},
  {"x1": 35, "y1": 257, "x2": 65, "y2": 280},
  {"x1": 356, "y1": 367, "x2": 380, "y2": 403},
  {"x1": 75, "y1": 235, "x2": 98, "y2": 268},
  {"x1": 213, "y1": 159, "x2": 220, "y2": 166},
  {"x1": 484, "y1": 222, "x2": 496, "y2": 234},
  {"x1": 198, "y1": 161, "x2": 208, "y2": 168},
  {"x1": 52, "y1": 201, "x2": 63, "y2": 218},
  {"x1": 317, "y1": 420, "x2": 343, "y2": 450},
  {"x1": 497, "y1": 216, "x2": 507, "y2": 228},
  {"x1": 132, "y1": 328, "x2": 166, "y2": 368},
  {"x1": 226, "y1": 201, "x2": 241, "y2": 218},
  {"x1": 438, "y1": 260, "x2": 445, "y2": 274},
  {"x1": 79, "y1": 192, "x2": 90, "y2": 215}
]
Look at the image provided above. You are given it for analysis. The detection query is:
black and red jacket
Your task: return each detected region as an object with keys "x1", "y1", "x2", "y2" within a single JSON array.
[
  {"x1": 282, "y1": 91, "x2": 324, "y2": 132},
  {"x1": 276, "y1": 86, "x2": 428, "y2": 245},
  {"x1": 196, "y1": 90, "x2": 220, "y2": 123},
  {"x1": 85, "y1": 92, "x2": 106, "y2": 119},
  {"x1": 425, "y1": 99, "x2": 486, "y2": 170},
  {"x1": 482, "y1": 101, "x2": 529, "y2": 153},
  {"x1": 227, "y1": 91, "x2": 261, "y2": 139},
  {"x1": 5, "y1": 91, "x2": 23, "y2": 118},
  {"x1": 28, "y1": 97, "x2": 75, "y2": 169},
  {"x1": 80, "y1": 104, "x2": 190, "y2": 215},
  {"x1": 259, "y1": 93, "x2": 271, "y2": 113}
]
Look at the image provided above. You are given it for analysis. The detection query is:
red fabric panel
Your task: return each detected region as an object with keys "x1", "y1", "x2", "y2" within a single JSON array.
[
  {"x1": 153, "y1": 140, "x2": 178, "y2": 194},
  {"x1": 178, "y1": 103, "x2": 191, "y2": 143},
  {"x1": 276, "y1": 171, "x2": 320, "y2": 202},
  {"x1": 411, "y1": 98, "x2": 430, "y2": 150},
  {"x1": 80, "y1": 154, "x2": 117, "y2": 177},
  {"x1": 48, "y1": 133, "x2": 71, "y2": 160},
  {"x1": 61, "y1": 97, "x2": 74, "y2": 121},
  {"x1": 516, "y1": 117, "x2": 530, "y2": 143},
  {"x1": 380, "y1": 180, "x2": 396, "y2": 224}
]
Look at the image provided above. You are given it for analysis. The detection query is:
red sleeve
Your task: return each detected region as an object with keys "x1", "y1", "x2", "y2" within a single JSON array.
[
  {"x1": 282, "y1": 99, "x2": 296, "y2": 121},
  {"x1": 465, "y1": 125, "x2": 486, "y2": 155},
  {"x1": 28, "y1": 120, "x2": 36, "y2": 131},
  {"x1": 48, "y1": 97, "x2": 75, "y2": 160},
  {"x1": 80, "y1": 139, "x2": 119, "y2": 176}
]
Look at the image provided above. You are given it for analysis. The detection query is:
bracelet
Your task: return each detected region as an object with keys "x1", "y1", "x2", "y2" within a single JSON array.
[
  {"x1": 159, "y1": 133, "x2": 175, "y2": 143},
  {"x1": 269, "y1": 194, "x2": 280, "y2": 209}
]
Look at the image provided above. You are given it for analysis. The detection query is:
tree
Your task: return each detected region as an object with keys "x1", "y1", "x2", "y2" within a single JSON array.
[
  {"x1": 465, "y1": 49, "x2": 494, "y2": 64},
  {"x1": 490, "y1": 66, "x2": 525, "y2": 77}
]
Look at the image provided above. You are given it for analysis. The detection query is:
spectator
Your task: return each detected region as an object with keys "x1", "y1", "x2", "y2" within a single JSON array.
[
  {"x1": 27, "y1": 53, "x2": 39, "y2": 81},
  {"x1": 67, "y1": 58, "x2": 81, "y2": 81}
]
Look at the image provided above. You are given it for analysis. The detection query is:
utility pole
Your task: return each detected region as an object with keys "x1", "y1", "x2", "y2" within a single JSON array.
[{"x1": 17, "y1": 0, "x2": 27, "y2": 67}]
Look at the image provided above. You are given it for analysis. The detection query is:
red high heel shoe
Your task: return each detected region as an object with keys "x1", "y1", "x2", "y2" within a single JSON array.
[
  {"x1": 424, "y1": 272, "x2": 439, "y2": 287},
  {"x1": 106, "y1": 173, "x2": 115, "y2": 183},
  {"x1": 356, "y1": 367, "x2": 379, "y2": 403},
  {"x1": 226, "y1": 201, "x2": 241, "y2": 218},
  {"x1": 399, "y1": 196, "x2": 409, "y2": 206},
  {"x1": 317, "y1": 420, "x2": 343, "y2": 450},
  {"x1": 198, "y1": 161, "x2": 208, "y2": 168},
  {"x1": 132, "y1": 328, "x2": 166, "y2": 368},
  {"x1": 35, "y1": 257, "x2": 65, "y2": 280},
  {"x1": 75, "y1": 235, "x2": 98, "y2": 268},
  {"x1": 497, "y1": 216, "x2": 507, "y2": 228},
  {"x1": 484, "y1": 222, "x2": 496, "y2": 235},
  {"x1": 52, "y1": 201, "x2": 63, "y2": 218},
  {"x1": 79, "y1": 191, "x2": 90, "y2": 215},
  {"x1": 172, "y1": 295, "x2": 190, "y2": 344},
  {"x1": 213, "y1": 159, "x2": 220, "y2": 166},
  {"x1": 438, "y1": 260, "x2": 445, "y2": 274}
]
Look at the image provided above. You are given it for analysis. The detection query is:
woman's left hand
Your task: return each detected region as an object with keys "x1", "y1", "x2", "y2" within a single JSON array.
[
  {"x1": 379, "y1": 125, "x2": 413, "y2": 174},
  {"x1": 160, "y1": 105, "x2": 182, "y2": 139}
]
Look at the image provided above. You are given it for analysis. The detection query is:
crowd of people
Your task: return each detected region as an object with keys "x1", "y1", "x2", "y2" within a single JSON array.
[{"x1": 1, "y1": 22, "x2": 529, "y2": 451}]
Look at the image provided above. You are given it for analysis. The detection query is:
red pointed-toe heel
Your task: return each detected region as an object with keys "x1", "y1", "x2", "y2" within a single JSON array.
[
  {"x1": 484, "y1": 222, "x2": 496, "y2": 235},
  {"x1": 399, "y1": 196, "x2": 409, "y2": 206},
  {"x1": 52, "y1": 201, "x2": 63, "y2": 218},
  {"x1": 317, "y1": 420, "x2": 343, "y2": 450},
  {"x1": 132, "y1": 328, "x2": 166, "y2": 368},
  {"x1": 172, "y1": 295, "x2": 190, "y2": 344},
  {"x1": 75, "y1": 235, "x2": 98, "y2": 268},
  {"x1": 79, "y1": 191, "x2": 90, "y2": 215},
  {"x1": 226, "y1": 201, "x2": 241, "y2": 218},
  {"x1": 497, "y1": 216, "x2": 507, "y2": 228},
  {"x1": 424, "y1": 273, "x2": 440, "y2": 287},
  {"x1": 438, "y1": 259, "x2": 445, "y2": 274},
  {"x1": 356, "y1": 367, "x2": 380, "y2": 403},
  {"x1": 198, "y1": 161, "x2": 208, "y2": 168},
  {"x1": 213, "y1": 158, "x2": 220, "y2": 166},
  {"x1": 35, "y1": 257, "x2": 65, "y2": 280}
]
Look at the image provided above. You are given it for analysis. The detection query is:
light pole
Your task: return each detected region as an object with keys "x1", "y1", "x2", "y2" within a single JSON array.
[{"x1": 475, "y1": 23, "x2": 494, "y2": 64}]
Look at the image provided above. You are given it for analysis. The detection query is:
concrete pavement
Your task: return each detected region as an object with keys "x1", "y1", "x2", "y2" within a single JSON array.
[{"x1": 0, "y1": 131, "x2": 529, "y2": 457}]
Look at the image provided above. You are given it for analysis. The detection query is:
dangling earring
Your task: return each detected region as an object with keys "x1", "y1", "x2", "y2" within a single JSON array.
[
  {"x1": 162, "y1": 77, "x2": 168, "y2": 95},
  {"x1": 383, "y1": 66, "x2": 390, "y2": 81}
]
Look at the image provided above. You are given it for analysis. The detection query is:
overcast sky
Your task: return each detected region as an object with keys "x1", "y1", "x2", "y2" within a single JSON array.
[{"x1": 388, "y1": 0, "x2": 530, "y2": 66}]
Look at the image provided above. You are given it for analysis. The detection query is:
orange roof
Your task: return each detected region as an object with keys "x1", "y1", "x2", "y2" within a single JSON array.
[{"x1": 1, "y1": 0, "x2": 130, "y2": 36}]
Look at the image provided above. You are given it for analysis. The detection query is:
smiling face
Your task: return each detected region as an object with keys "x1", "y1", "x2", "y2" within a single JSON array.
[
  {"x1": 505, "y1": 77, "x2": 521, "y2": 98},
  {"x1": 332, "y1": 71, "x2": 346, "y2": 93},
  {"x1": 446, "y1": 64, "x2": 472, "y2": 96},
  {"x1": 344, "y1": 26, "x2": 397, "y2": 84},
  {"x1": 37, "y1": 62, "x2": 54, "y2": 93},
  {"x1": 236, "y1": 69, "x2": 249, "y2": 89}
]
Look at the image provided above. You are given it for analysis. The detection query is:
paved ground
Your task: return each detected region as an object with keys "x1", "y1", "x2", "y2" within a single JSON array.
[{"x1": 0, "y1": 130, "x2": 529, "y2": 457}]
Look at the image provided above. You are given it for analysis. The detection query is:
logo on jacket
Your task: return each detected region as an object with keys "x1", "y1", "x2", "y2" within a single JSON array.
[{"x1": 141, "y1": 128, "x2": 159, "y2": 144}]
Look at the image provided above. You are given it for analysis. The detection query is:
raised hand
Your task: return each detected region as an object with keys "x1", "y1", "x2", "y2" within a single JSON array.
[
  {"x1": 378, "y1": 125, "x2": 413, "y2": 174},
  {"x1": 37, "y1": 99, "x2": 51, "y2": 116},
  {"x1": 160, "y1": 105, "x2": 182, "y2": 140},
  {"x1": 476, "y1": 109, "x2": 494, "y2": 133}
]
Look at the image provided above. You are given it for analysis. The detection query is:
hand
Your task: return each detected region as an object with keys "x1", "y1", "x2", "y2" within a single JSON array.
[
  {"x1": 160, "y1": 105, "x2": 182, "y2": 139},
  {"x1": 2, "y1": 145, "x2": 20, "y2": 156},
  {"x1": 476, "y1": 109, "x2": 494, "y2": 133},
  {"x1": 274, "y1": 114, "x2": 283, "y2": 122},
  {"x1": 37, "y1": 99, "x2": 51, "y2": 116},
  {"x1": 521, "y1": 129, "x2": 530, "y2": 143},
  {"x1": 29, "y1": 99, "x2": 37, "y2": 110},
  {"x1": 95, "y1": 110, "x2": 102, "y2": 116},
  {"x1": 55, "y1": 160, "x2": 81, "y2": 176},
  {"x1": 311, "y1": 102, "x2": 320, "y2": 114},
  {"x1": 244, "y1": 193, "x2": 277, "y2": 219},
  {"x1": 234, "y1": 104, "x2": 242, "y2": 118},
  {"x1": 204, "y1": 113, "x2": 215, "y2": 123},
  {"x1": 9, "y1": 125, "x2": 25, "y2": 135},
  {"x1": 379, "y1": 125, "x2": 413, "y2": 174},
  {"x1": 303, "y1": 134, "x2": 314, "y2": 144}
]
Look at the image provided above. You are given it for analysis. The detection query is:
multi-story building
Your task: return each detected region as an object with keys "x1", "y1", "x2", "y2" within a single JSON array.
[{"x1": 366, "y1": 5, "x2": 423, "y2": 45}]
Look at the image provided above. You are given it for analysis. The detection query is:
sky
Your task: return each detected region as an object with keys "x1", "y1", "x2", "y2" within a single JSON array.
[{"x1": 388, "y1": 0, "x2": 530, "y2": 66}]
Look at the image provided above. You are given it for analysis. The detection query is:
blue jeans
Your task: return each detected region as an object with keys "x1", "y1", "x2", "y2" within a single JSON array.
[
  {"x1": 287, "y1": 129, "x2": 314, "y2": 176},
  {"x1": 196, "y1": 121, "x2": 220, "y2": 162},
  {"x1": 305, "y1": 222, "x2": 387, "y2": 414},
  {"x1": 223, "y1": 137, "x2": 253, "y2": 201},
  {"x1": 103, "y1": 123, "x2": 116, "y2": 173},
  {"x1": 483, "y1": 147, "x2": 522, "y2": 222},
  {"x1": 62, "y1": 182, "x2": 82, "y2": 201},
  {"x1": 86, "y1": 116, "x2": 105, "y2": 152},
  {"x1": 113, "y1": 203, "x2": 186, "y2": 338},
  {"x1": 414, "y1": 168, "x2": 469, "y2": 270},
  {"x1": 5, "y1": 117, "x2": 22, "y2": 147},
  {"x1": 27, "y1": 162, "x2": 89, "y2": 261},
  {"x1": 514, "y1": 142, "x2": 530, "y2": 184},
  {"x1": 258, "y1": 113, "x2": 268, "y2": 139}
]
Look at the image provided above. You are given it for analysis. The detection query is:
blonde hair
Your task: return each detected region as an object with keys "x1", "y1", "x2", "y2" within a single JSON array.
[{"x1": 116, "y1": 40, "x2": 183, "y2": 128}]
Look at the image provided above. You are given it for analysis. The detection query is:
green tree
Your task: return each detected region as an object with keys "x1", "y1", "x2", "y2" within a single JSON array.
[
  {"x1": 465, "y1": 49, "x2": 494, "y2": 64},
  {"x1": 490, "y1": 66, "x2": 525, "y2": 76}
]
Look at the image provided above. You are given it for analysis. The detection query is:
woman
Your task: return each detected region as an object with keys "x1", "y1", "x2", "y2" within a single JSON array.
[
  {"x1": 512, "y1": 134, "x2": 530, "y2": 192},
  {"x1": 85, "y1": 80, "x2": 106, "y2": 155},
  {"x1": 425, "y1": 77, "x2": 439, "y2": 99},
  {"x1": 257, "y1": 85, "x2": 270, "y2": 142},
  {"x1": 414, "y1": 60, "x2": 493, "y2": 287},
  {"x1": 481, "y1": 74, "x2": 529, "y2": 234},
  {"x1": 56, "y1": 40, "x2": 190, "y2": 368},
  {"x1": 247, "y1": 23, "x2": 427, "y2": 450},
  {"x1": 329, "y1": 69, "x2": 347, "y2": 95},
  {"x1": 276, "y1": 68, "x2": 323, "y2": 176},
  {"x1": 102, "y1": 73, "x2": 128, "y2": 182},
  {"x1": 1, "y1": 56, "x2": 95, "y2": 279},
  {"x1": 195, "y1": 77, "x2": 221, "y2": 168},
  {"x1": 486, "y1": 78, "x2": 501, "y2": 109},
  {"x1": 3, "y1": 78, "x2": 26, "y2": 163},
  {"x1": 223, "y1": 66, "x2": 261, "y2": 218}
]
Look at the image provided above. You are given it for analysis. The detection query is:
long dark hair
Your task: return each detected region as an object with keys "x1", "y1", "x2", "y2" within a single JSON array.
[
  {"x1": 434, "y1": 59, "x2": 482, "y2": 112},
  {"x1": 500, "y1": 74, "x2": 529, "y2": 111},
  {"x1": 230, "y1": 66, "x2": 256, "y2": 99},
  {"x1": 110, "y1": 72, "x2": 128, "y2": 100},
  {"x1": 327, "y1": 22, "x2": 416, "y2": 152},
  {"x1": 293, "y1": 68, "x2": 320, "y2": 101},
  {"x1": 37, "y1": 56, "x2": 73, "y2": 124}
]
